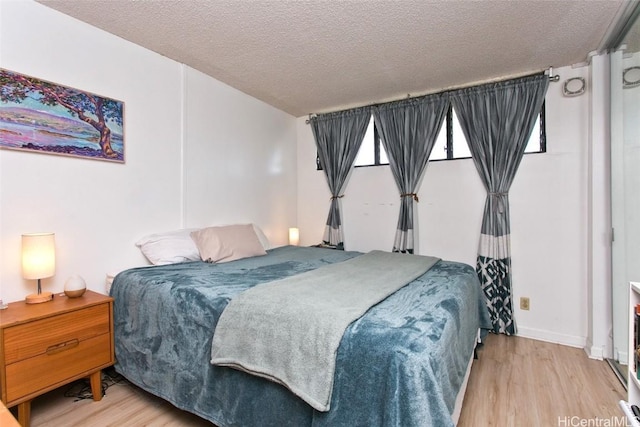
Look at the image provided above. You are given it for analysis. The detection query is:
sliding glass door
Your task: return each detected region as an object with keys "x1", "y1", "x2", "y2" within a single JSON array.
[{"x1": 611, "y1": 7, "x2": 640, "y2": 381}]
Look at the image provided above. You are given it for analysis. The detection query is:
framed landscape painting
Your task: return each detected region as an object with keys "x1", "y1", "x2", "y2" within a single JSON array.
[{"x1": 0, "y1": 68, "x2": 124, "y2": 162}]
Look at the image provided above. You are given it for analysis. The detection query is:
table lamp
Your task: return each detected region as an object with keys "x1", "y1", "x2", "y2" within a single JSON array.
[
  {"x1": 22, "y1": 232, "x2": 55, "y2": 304},
  {"x1": 289, "y1": 227, "x2": 300, "y2": 246}
]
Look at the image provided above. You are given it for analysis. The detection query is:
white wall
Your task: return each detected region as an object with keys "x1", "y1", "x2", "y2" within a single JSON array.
[
  {"x1": 183, "y1": 68, "x2": 297, "y2": 241},
  {"x1": 297, "y1": 64, "x2": 592, "y2": 348},
  {"x1": 0, "y1": 0, "x2": 297, "y2": 303}
]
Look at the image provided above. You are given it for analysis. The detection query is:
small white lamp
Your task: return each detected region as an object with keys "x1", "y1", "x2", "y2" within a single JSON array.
[
  {"x1": 288, "y1": 227, "x2": 300, "y2": 246},
  {"x1": 22, "y1": 232, "x2": 55, "y2": 304}
]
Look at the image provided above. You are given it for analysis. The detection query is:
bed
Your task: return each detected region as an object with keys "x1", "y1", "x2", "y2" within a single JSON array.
[{"x1": 110, "y1": 244, "x2": 491, "y2": 427}]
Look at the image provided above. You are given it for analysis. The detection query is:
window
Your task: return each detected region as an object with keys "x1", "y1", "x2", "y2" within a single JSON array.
[
  {"x1": 317, "y1": 104, "x2": 546, "y2": 169},
  {"x1": 428, "y1": 104, "x2": 546, "y2": 161},
  {"x1": 353, "y1": 116, "x2": 388, "y2": 166}
]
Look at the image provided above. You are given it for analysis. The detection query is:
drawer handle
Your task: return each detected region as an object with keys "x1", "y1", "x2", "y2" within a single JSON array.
[{"x1": 46, "y1": 339, "x2": 79, "y2": 355}]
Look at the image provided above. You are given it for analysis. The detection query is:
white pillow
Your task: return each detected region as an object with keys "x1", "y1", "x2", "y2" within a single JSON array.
[
  {"x1": 190, "y1": 224, "x2": 267, "y2": 263},
  {"x1": 135, "y1": 228, "x2": 201, "y2": 265}
]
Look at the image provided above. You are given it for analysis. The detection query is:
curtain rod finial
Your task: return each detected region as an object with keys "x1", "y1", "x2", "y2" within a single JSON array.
[{"x1": 306, "y1": 113, "x2": 317, "y2": 125}]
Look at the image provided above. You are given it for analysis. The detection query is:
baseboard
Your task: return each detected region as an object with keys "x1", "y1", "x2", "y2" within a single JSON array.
[
  {"x1": 583, "y1": 336, "x2": 607, "y2": 360},
  {"x1": 516, "y1": 326, "x2": 587, "y2": 350},
  {"x1": 615, "y1": 348, "x2": 629, "y2": 366},
  {"x1": 585, "y1": 344, "x2": 606, "y2": 360}
]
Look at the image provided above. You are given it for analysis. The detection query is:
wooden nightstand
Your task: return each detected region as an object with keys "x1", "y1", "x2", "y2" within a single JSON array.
[{"x1": 0, "y1": 290, "x2": 114, "y2": 427}]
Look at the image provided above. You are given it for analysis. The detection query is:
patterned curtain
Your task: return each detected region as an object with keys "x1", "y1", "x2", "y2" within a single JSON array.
[
  {"x1": 372, "y1": 93, "x2": 449, "y2": 253},
  {"x1": 310, "y1": 107, "x2": 371, "y2": 249},
  {"x1": 451, "y1": 73, "x2": 548, "y2": 334}
]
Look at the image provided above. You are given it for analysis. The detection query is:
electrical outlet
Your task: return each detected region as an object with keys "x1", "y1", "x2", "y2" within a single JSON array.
[{"x1": 520, "y1": 297, "x2": 530, "y2": 311}]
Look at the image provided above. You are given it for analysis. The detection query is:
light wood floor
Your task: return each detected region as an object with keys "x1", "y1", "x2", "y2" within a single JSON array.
[
  {"x1": 457, "y1": 334, "x2": 625, "y2": 426},
  {"x1": 20, "y1": 334, "x2": 625, "y2": 426}
]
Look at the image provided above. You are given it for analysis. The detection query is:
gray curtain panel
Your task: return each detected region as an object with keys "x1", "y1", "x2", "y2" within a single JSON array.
[
  {"x1": 451, "y1": 73, "x2": 548, "y2": 335},
  {"x1": 310, "y1": 107, "x2": 371, "y2": 249},
  {"x1": 373, "y1": 93, "x2": 449, "y2": 254}
]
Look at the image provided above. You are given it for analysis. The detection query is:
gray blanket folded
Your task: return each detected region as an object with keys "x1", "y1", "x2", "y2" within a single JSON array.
[{"x1": 210, "y1": 250, "x2": 440, "y2": 411}]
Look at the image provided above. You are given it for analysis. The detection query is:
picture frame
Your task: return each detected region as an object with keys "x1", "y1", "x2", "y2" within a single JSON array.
[{"x1": 0, "y1": 68, "x2": 124, "y2": 163}]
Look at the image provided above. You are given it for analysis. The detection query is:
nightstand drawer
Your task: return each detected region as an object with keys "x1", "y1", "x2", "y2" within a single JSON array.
[
  {"x1": 3, "y1": 304, "x2": 110, "y2": 364},
  {"x1": 5, "y1": 332, "x2": 112, "y2": 403}
]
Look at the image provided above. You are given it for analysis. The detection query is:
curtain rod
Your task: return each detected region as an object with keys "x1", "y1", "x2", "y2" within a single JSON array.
[{"x1": 306, "y1": 69, "x2": 559, "y2": 124}]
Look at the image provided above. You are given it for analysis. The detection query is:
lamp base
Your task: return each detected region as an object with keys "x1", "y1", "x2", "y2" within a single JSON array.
[{"x1": 25, "y1": 291, "x2": 53, "y2": 304}]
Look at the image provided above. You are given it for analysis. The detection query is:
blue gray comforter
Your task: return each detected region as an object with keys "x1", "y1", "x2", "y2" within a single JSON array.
[{"x1": 111, "y1": 246, "x2": 491, "y2": 427}]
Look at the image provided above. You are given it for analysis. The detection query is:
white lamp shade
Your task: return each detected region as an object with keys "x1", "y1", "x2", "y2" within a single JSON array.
[
  {"x1": 289, "y1": 227, "x2": 300, "y2": 246},
  {"x1": 22, "y1": 233, "x2": 56, "y2": 280}
]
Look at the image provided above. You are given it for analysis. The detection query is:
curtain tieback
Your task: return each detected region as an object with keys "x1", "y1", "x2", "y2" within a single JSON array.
[
  {"x1": 400, "y1": 193, "x2": 419, "y2": 202},
  {"x1": 488, "y1": 192, "x2": 508, "y2": 213},
  {"x1": 330, "y1": 194, "x2": 345, "y2": 200}
]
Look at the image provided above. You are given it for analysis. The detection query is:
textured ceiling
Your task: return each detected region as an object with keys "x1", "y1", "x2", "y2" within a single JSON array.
[{"x1": 37, "y1": 0, "x2": 627, "y2": 117}]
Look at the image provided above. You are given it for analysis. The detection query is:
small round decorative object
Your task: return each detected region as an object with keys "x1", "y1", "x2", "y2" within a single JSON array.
[{"x1": 64, "y1": 274, "x2": 86, "y2": 298}]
